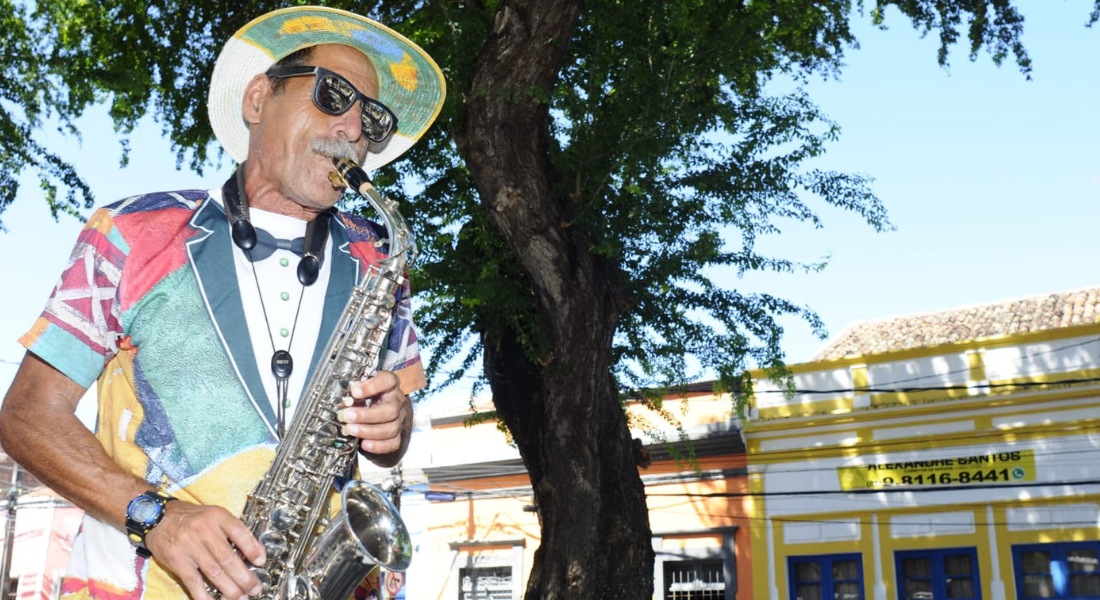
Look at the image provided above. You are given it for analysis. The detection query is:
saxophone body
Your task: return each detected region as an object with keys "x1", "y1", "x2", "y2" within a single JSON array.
[{"x1": 233, "y1": 158, "x2": 416, "y2": 600}]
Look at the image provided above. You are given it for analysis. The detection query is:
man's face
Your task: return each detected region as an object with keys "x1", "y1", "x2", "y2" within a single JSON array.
[{"x1": 245, "y1": 44, "x2": 381, "y2": 214}]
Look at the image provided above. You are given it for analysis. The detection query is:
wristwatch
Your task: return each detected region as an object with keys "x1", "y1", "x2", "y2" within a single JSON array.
[{"x1": 125, "y1": 490, "x2": 176, "y2": 558}]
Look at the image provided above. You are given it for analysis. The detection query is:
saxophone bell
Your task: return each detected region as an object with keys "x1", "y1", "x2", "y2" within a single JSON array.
[{"x1": 287, "y1": 481, "x2": 411, "y2": 600}]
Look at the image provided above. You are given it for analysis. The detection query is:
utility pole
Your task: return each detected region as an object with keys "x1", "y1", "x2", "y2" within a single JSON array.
[
  {"x1": 0, "y1": 463, "x2": 20, "y2": 600},
  {"x1": 381, "y1": 465, "x2": 405, "y2": 600}
]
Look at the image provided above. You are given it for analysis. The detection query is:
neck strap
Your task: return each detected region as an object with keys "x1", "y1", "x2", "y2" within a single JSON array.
[{"x1": 221, "y1": 165, "x2": 331, "y2": 286}]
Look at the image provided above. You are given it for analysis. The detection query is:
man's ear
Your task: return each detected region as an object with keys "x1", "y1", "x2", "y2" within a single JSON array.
[{"x1": 242, "y1": 74, "x2": 269, "y2": 125}]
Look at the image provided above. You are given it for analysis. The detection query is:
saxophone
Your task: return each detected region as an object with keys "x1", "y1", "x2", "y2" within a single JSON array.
[{"x1": 229, "y1": 157, "x2": 416, "y2": 600}]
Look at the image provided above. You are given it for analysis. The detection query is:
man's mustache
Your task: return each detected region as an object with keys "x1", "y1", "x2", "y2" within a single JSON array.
[{"x1": 310, "y1": 137, "x2": 360, "y2": 162}]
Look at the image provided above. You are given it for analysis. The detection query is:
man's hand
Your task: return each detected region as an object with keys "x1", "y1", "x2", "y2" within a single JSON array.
[
  {"x1": 341, "y1": 370, "x2": 413, "y2": 465},
  {"x1": 145, "y1": 502, "x2": 266, "y2": 600}
]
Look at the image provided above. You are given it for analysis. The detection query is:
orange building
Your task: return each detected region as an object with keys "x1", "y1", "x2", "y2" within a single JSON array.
[{"x1": 394, "y1": 382, "x2": 750, "y2": 600}]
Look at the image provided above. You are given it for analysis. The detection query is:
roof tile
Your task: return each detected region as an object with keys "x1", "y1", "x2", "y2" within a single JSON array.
[{"x1": 812, "y1": 286, "x2": 1100, "y2": 361}]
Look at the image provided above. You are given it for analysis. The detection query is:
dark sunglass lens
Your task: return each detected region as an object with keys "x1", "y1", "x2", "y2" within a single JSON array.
[
  {"x1": 315, "y1": 74, "x2": 355, "y2": 114},
  {"x1": 361, "y1": 100, "x2": 388, "y2": 123},
  {"x1": 360, "y1": 100, "x2": 394, "y2": 142},
  {"x1": 362, "y1": 121, "x2": 385, "y2": 142}
]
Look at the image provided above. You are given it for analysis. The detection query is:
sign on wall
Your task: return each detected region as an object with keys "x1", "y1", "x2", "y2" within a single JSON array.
[{"x1": 837, "y1": 450, "x2": 1036, "y2": 490}]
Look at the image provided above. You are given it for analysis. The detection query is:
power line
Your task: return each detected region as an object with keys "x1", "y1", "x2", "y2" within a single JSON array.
[
  {"x1": 751, "y1": 432, "x2": 1100, "y2": 474},
  {"x1": 408, "y1": 424, "x2": 1100, "y2": 482},
  {"x1": 646, "y1": 478, "x2": 1100, "y2": 498},
  {"x1": 750, "y1": 376, "x2": 1100, "y2": 395},
  {"x1": 429, "y1": 337, "x2": 1100, "y2": 398},
  {"x1": 741, "y1": 336, "x2": 1100, "y2": 394},
  {"x1": 822, "y1": 336, "x2": 1100, "y2": 390},
  {"x1": 768, "y1": 439, "x2": 1100, "y2": 463},
  {"x1": 649, "y1": 508, "x2": 1100, "y2": 529},
  {"x1": 404, "y1": 472, "x2": 1100, "y2": 505},
  {"x1": 393, "y1": 451, "x2": 1100, "y2": 490}
]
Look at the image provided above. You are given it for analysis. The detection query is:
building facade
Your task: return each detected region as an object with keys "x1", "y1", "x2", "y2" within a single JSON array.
[
  {"x1": 746, "y1": 287, "x2": 1100, "y2": 600},
  {"x1": 396, "y1": 386, "x2": 751, "y2": 600},
  {"x1": 399, "y1": 286, "x2": 1100, "y2": 600}
]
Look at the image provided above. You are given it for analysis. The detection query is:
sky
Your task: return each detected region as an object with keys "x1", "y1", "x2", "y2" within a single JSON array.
[
  {"x1": 732, "y1": 1, "x2": 1100, "y2": 365},
  {"x1": 0, "y1": 2, "x2": 1098, "y2": 406}
]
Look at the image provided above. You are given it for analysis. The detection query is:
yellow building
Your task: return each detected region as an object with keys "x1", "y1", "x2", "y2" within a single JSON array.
[{"x1": 746, "y1": 286, "x2": 1100, "y2": 600}]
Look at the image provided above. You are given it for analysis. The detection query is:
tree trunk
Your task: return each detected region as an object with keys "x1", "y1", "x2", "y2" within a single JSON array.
[{"x1": 462, "y1": 1, "x2": 655, "y2": 598}]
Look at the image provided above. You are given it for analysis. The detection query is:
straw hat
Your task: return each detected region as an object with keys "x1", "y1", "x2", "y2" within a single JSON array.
[{"x1": 208, "y1": 6, "x2": 446, "y2": 171}]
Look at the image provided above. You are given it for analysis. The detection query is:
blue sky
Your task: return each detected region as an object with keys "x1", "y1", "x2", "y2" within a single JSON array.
[
  {"x1": 0, "y1": 2, "x2": 1097, "y2": 400},
  {"x1": 732, "y1": 1, "x2": 1100, "y2": 365}
]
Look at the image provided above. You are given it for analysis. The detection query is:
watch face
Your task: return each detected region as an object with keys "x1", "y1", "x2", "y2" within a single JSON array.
[{"x1": 129, "y1": 496, "x2": 162, "y2": 525}]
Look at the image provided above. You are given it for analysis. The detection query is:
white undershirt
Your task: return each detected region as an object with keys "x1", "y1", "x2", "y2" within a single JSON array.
[{"x1": 209, "y1": 189, "x2": 333, "y2": 426}]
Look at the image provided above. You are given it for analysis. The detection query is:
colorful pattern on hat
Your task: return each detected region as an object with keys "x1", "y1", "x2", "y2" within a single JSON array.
[{"x1": 208, "y1": 6, "x2": 446, "y2": 171}]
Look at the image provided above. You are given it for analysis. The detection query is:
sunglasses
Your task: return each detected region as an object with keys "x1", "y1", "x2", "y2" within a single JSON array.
[{"x1": 265, "y1": 65, "x2": 399, "y2": 144}]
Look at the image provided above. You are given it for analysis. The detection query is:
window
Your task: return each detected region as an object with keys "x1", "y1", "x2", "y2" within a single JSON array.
[
  {"x1": 449, "y1": 540, "x2": 524, "y2": 600},
  {"x1": 895, "y1": 547, "x2": 981, "y2": 600},
  {"x1": 1013, "y1": 542, "x2": 1100, "y2": 599},
  {"x1": 652, "y1": 529, "x2": 736, "y2": 600},
  {"x1": 664, "y1": 559, "x2": 725, "y2": 599},
  {"x1": 459, "y1": 566, "x2": 512, "y2": 600},
  {"x1": 788, "y1": 554, "x2": 863, "y2": 600}
]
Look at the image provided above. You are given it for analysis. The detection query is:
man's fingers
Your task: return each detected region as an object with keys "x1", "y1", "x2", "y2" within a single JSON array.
[
  {"x1": 200, "y1": 515, "x2": 262, "y2": 598},
  {"x1": 347, "y1": 419, "x2": 402, "y2": 441},
  {"x1": 340, "y1": 399, "x2": 401, "y2": 425},
  {"x1": 359, "y1": 434, "x2": 402, "y2": 455},
  {"x1": 196, "y1": 535, "x2": 258, "y2": 600},
  {"x1": 226, "y1": 518, "x2": 267, "y2": 568},
  {"x1": 349, "y1": 370, "x2": 400, "y2": 399},
  {"x1": 342, "y1": 370, "x2": 411, "y2": 461},
  {"x1": 161, "y1": 543, "x2": 246, "y2": 600},
  {"x1": 175, "y1": 565, "x2": 217, "y2": 600}
]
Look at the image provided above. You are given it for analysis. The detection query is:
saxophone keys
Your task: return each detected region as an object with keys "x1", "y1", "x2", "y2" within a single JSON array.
[
  {"x1": 270, "y1": 506, "x2": 296, "y2": 530},
  {"x1": 250, "y1": 568, "x2": 273, "y2": 596},
  {"x1": 259, "y1": 531, "x2": 289, "y2": 558}
]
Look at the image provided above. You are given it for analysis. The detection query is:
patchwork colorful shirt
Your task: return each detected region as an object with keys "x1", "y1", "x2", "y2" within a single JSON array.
[{"x1": 19, "y1": 189, "x2": 424, "y2": 600}]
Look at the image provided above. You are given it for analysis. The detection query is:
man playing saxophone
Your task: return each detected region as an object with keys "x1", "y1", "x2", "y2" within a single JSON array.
[{"x1": 0, "y1": 7, "x2": 446, "y2": 600}]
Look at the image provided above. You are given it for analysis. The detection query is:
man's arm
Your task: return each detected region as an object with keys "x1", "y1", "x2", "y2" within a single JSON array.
[
  {"x1": 0, "y1": 353, "x2": 132, "y2": 525},
  {"x1": 0, "y1": 352, "x2": 266, "y2": 600}
]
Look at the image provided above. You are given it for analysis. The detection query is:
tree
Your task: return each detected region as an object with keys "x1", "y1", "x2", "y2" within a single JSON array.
[
  {"x1": 0, "y1": 0, "x2": 93, "y2": 228},
  {"x1": 8, "y1": 0, "x2": 1098, "y2": 598}
]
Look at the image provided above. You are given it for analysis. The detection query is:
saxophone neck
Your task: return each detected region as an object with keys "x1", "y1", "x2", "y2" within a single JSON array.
[{"x1": 330, "y1": 158, "x2": 418, "y2": 267}]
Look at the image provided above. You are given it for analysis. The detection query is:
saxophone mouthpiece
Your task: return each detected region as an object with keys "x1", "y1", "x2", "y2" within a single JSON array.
[{"x1": 331, "y1": 157, "x2": 375, "y2": 197}]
